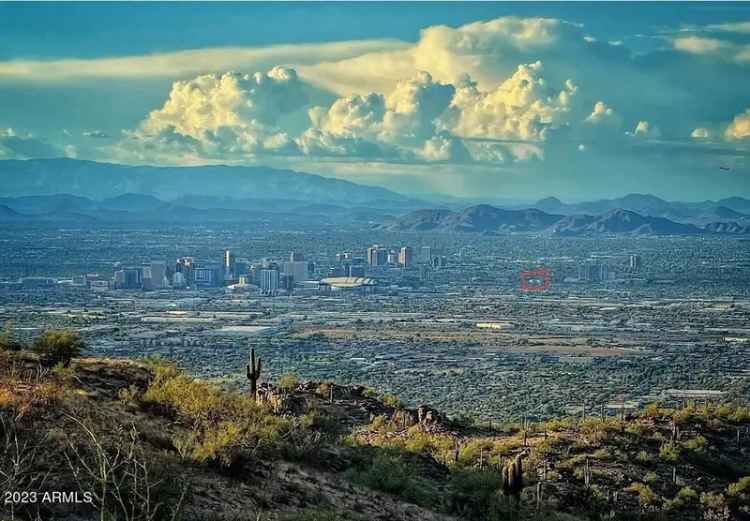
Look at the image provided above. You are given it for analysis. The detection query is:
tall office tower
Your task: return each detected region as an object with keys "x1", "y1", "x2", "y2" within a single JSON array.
[
  {"x1": 282, "y1": 260, "x2": 308, "y2": 284},
  {"x1": 376, "y1": 248, "x2": 387, "y2": 266},
  {"x1": 367, "y1": 245, "x2": 387, "y2": 266},
  {"x1": 172, "y1": 271, "x2": 186, "y2": 289},
  {"x1": 280, "y1": 274, "x2": 295, "y2": 291},
  {"x1": 150, "y1": 261, "x2": 167, "y2": 289},
  {"x1": 175, "y1": 257, "x2": 195, "y2": 285},
  {"x1": 290, "y1": 252, "x2": 305, "y2": 262},
  {"x1": 113, "y1": 270, "x2": 126, "y2": 289},
  {"x1": 398, "y1": 246, "x2": 413, "y2": 267},
  {"x1": 336, "y1": 252, "x2": 353, "y2": 264},
  {"x1": 387, "y1": 250, "x2": 398, "y2": 265},
  {"x1": 420, "y1": 246, "x2": 432, "y2": 264},
  {"x1": 432, "y1": 256, "x2": 447, "y2": 269},
  {"x1": 224, "y1": 250, "x2": 236, "y2": 281},
  {"x1": 367, "y1": 245, "x2": 379, "y2": 266},
  {"x1": 193, "y1": 267, "x2": 217, "y2": 288},
  {"x1": 629, "y1": 254, "x2": 642, "y2": 272},
  {"x1": 122, "y1": 267, "x2": 143, "y2": 289},
  {"x1": 260, "y1": 269, "x2": 280, "y2": 296},
  {"x1": 579, "y1": 262, "x2": 609, "y2": 282}
]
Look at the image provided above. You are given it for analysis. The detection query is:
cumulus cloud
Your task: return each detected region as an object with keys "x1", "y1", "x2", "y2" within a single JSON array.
[
  {"x1": 628, "y1": 120, "x2": 661, "y2": 139},
  {"x1": 0, "y1": 128, "x2": 63, "y2": 159},
  {"x1": 584, "y1": 101, "x2": 621, "y2": 127},
  {"x1": 108, "y1": 15, "x2": 750, "y2": 169},
  {"x1": 725, "y1": 108, "x2": 750, "y2": 140},
  {"x1": 300, "y1": 16, "x2": 588, "y2": 95},
  {"x1": 440, "y1": 62, "x2": 577, "y2": 142},
  {"x1": 297, "y1": 71, "x2": 455, "y2": 160},
  {"x1": 120, "y1": 67, "x2": 311, "y2": 161},
  {"x1": 691, "y1": 127, "x2": 712, "y2": 139}
]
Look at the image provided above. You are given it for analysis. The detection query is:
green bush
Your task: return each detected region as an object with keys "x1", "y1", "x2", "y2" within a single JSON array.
[
  {"x1": 346, "y1": 450, "x2": 433, "y2": 505},
  {"x1": 445, "y1": 469, "x2": 507, "y2": 521},
  {"x1": 279, "y1": 372, "x2": 300, "y2": 393},
  {"x1": 33, "y1": 329, "x2": 84, "y2": 367},
  {"x1": 0, "y1": 322, "x2": 24, "y2": 352}
]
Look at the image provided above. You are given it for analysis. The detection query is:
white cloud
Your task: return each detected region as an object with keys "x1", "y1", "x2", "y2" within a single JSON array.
[
  {"x1": 584, "y1": 101, "x2": 621, "y2": 127},
  {"x1": 628, "y1": 120, "x2": 661, "y2": 139},
  {"x1": 691, "y1": 127, "x2": 712, "y2": 139},
  {"x1": 83, "y1": 130, "x2": 110, "y2": 139},
  {"x1": 705, "y1": 21, "x2": 750, "y2": 34},
  {"x1": 725, "y1": 108, "x2": 750, "y2": 140},
  {"x1": 0, "y1": 40, "x2": 408, "y2": 82},
  {"x1": 671, "y1": 36, "x2": 750, "y2": 64},
  {"x1": 298, "y1": 16, "x2": 587, "y2": 95},
  {"x1": 440, "y1": 62, "x2": 577, "y2": 142},
  {"x1": 121, "y1": 67, "x2": 310, "y2": 161},
  {"x1": 0, "y1": 128, "x2": 63, "y2": 159},
  {"x1": 673, "y1": 36, "x2": 726, "y2": 54}
]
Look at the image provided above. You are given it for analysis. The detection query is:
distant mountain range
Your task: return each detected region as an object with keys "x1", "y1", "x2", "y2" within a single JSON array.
[
  {"x1": 381, "y1": 205, "x2": 749, "y2": 236},
  {"x1": 0, "y1": 158, "x2": 419, "y2": 207},
  {"x1": 0, "y1": 193, "x2": 400, "y2": 225},
  {"x1": 531, "y1": 193, "x2": 750, "y2": 226},
  {"x1": 1, "y1": 158, "x2": 749, "y2": 234}
]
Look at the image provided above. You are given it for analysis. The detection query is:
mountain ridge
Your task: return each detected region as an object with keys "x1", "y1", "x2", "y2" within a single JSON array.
[
  {"x1": 382, "y1": 205, "x2": 737, "y2": 235},
  {"x1": 0, "y1": 158, "x2": 420, "y2": 207}
]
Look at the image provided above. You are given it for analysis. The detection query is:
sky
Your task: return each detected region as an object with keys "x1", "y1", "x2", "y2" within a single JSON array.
[{"x1": 1, "y1": 2, "x2": 750, "y2": 202}]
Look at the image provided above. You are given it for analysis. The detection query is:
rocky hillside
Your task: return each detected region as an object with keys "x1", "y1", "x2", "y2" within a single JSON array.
[
  {"x1": 1, "y1": 350, "x2": 749, "y2": 521},
  {"x1": 381, "y1": 205, "x2": 723, "y2": 235}
]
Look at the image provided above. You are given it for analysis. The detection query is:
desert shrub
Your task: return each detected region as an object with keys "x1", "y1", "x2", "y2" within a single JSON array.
[
  {"x1": 63, "y1": 417, "x2": 187, "y2": 521},
  {"x1": 635, "y1": 450, "x2": 653, "y2": 464},
  {"x1": 626, "y1": 482, "x2": 661, "y2": 510},
  {"x1": 0, "y1": 322, "x2": 24, "y2": 352},
  {"x1": 33, "y1": 329, "x2": 84, "y2": 367},
  {"x1": 282, "y1": 508, "x2": 359, "y2": 521},
  {"x1": 300, "y1": 407, "x2": 338, "y2": 434},
  {"x1": 445, "y1": 469, "x2": 507, "y2": 521},
  {"x1": 700, "y1": 491, "x2": 728, "y2": 516},
  {"x1": 727, "y1": 476, "x2": 750, "y2": 499},
  {"x1": 677, "y1": 486, "x2": 699, "y2": 501},
  {"x1": 683, "y1": 435, "x2": 708, "y2": 452},
  {"x1": 625, "y1": 421, "x2": 651, "y2": 437},
  {"x1": 279, "y1": 373, "x2": 299, "y2": 393},
  {"x1": 346, "y1": 450, "x2": 433, "y2": 505},
  {"x1": 142, "y1": 364, "x2": 293, "y2": 464},
  {"x1": 672, "y1": 405, "x2": 696, "y2": 426},
  {"x1": 659, "y1": 442, "x2": 681, "y2": 462},
  {"x1": 381, "y1": 393, "x2": 403, "y2": 409}
]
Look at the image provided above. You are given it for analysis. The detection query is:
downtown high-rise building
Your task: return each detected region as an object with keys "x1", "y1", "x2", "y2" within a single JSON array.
[
  {"x1": 367, "y1": 245, "x2": 388, "y2": 266},
  {"x1": 260, "y1": 268, "x2": 280, "y2": 295},
  {"x1": 224, "y1": 250, "x2": 236, "y2": 281},
  {"x1": 420, "y1": 246, "x2": 432, "y2": 264},
  {"x1": 629, "y1": 254, "x2": 642, "y2": 272},
  {"x1": 148, "y1": 261, "x2": 167, "y2": 289},
  {"x1": 398, "y1": 246, "x2": 413, "y2": 267}
]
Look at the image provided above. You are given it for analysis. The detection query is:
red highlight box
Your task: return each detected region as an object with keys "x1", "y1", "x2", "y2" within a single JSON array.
[{"x1": 520, "y1": 267, "x2": 551, "y2": 291}]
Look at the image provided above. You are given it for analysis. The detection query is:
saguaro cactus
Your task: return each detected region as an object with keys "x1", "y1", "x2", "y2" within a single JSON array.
[
  {"x1": 502, "y1": 452, "x2": 527, "y2": 499},
  {"x1": 246, "y1": 348, "x2": 262, "y2": 399}
]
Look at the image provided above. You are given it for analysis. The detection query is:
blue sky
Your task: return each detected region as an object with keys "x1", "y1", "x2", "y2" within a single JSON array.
[{"x1": 1, "y1": 2, "x2": 750, "y2": 201}]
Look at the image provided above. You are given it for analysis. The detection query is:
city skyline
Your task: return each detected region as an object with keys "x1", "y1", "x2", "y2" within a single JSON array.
[{"x1": 0, "y1": 2, "x2": 749, "y2": 201}]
